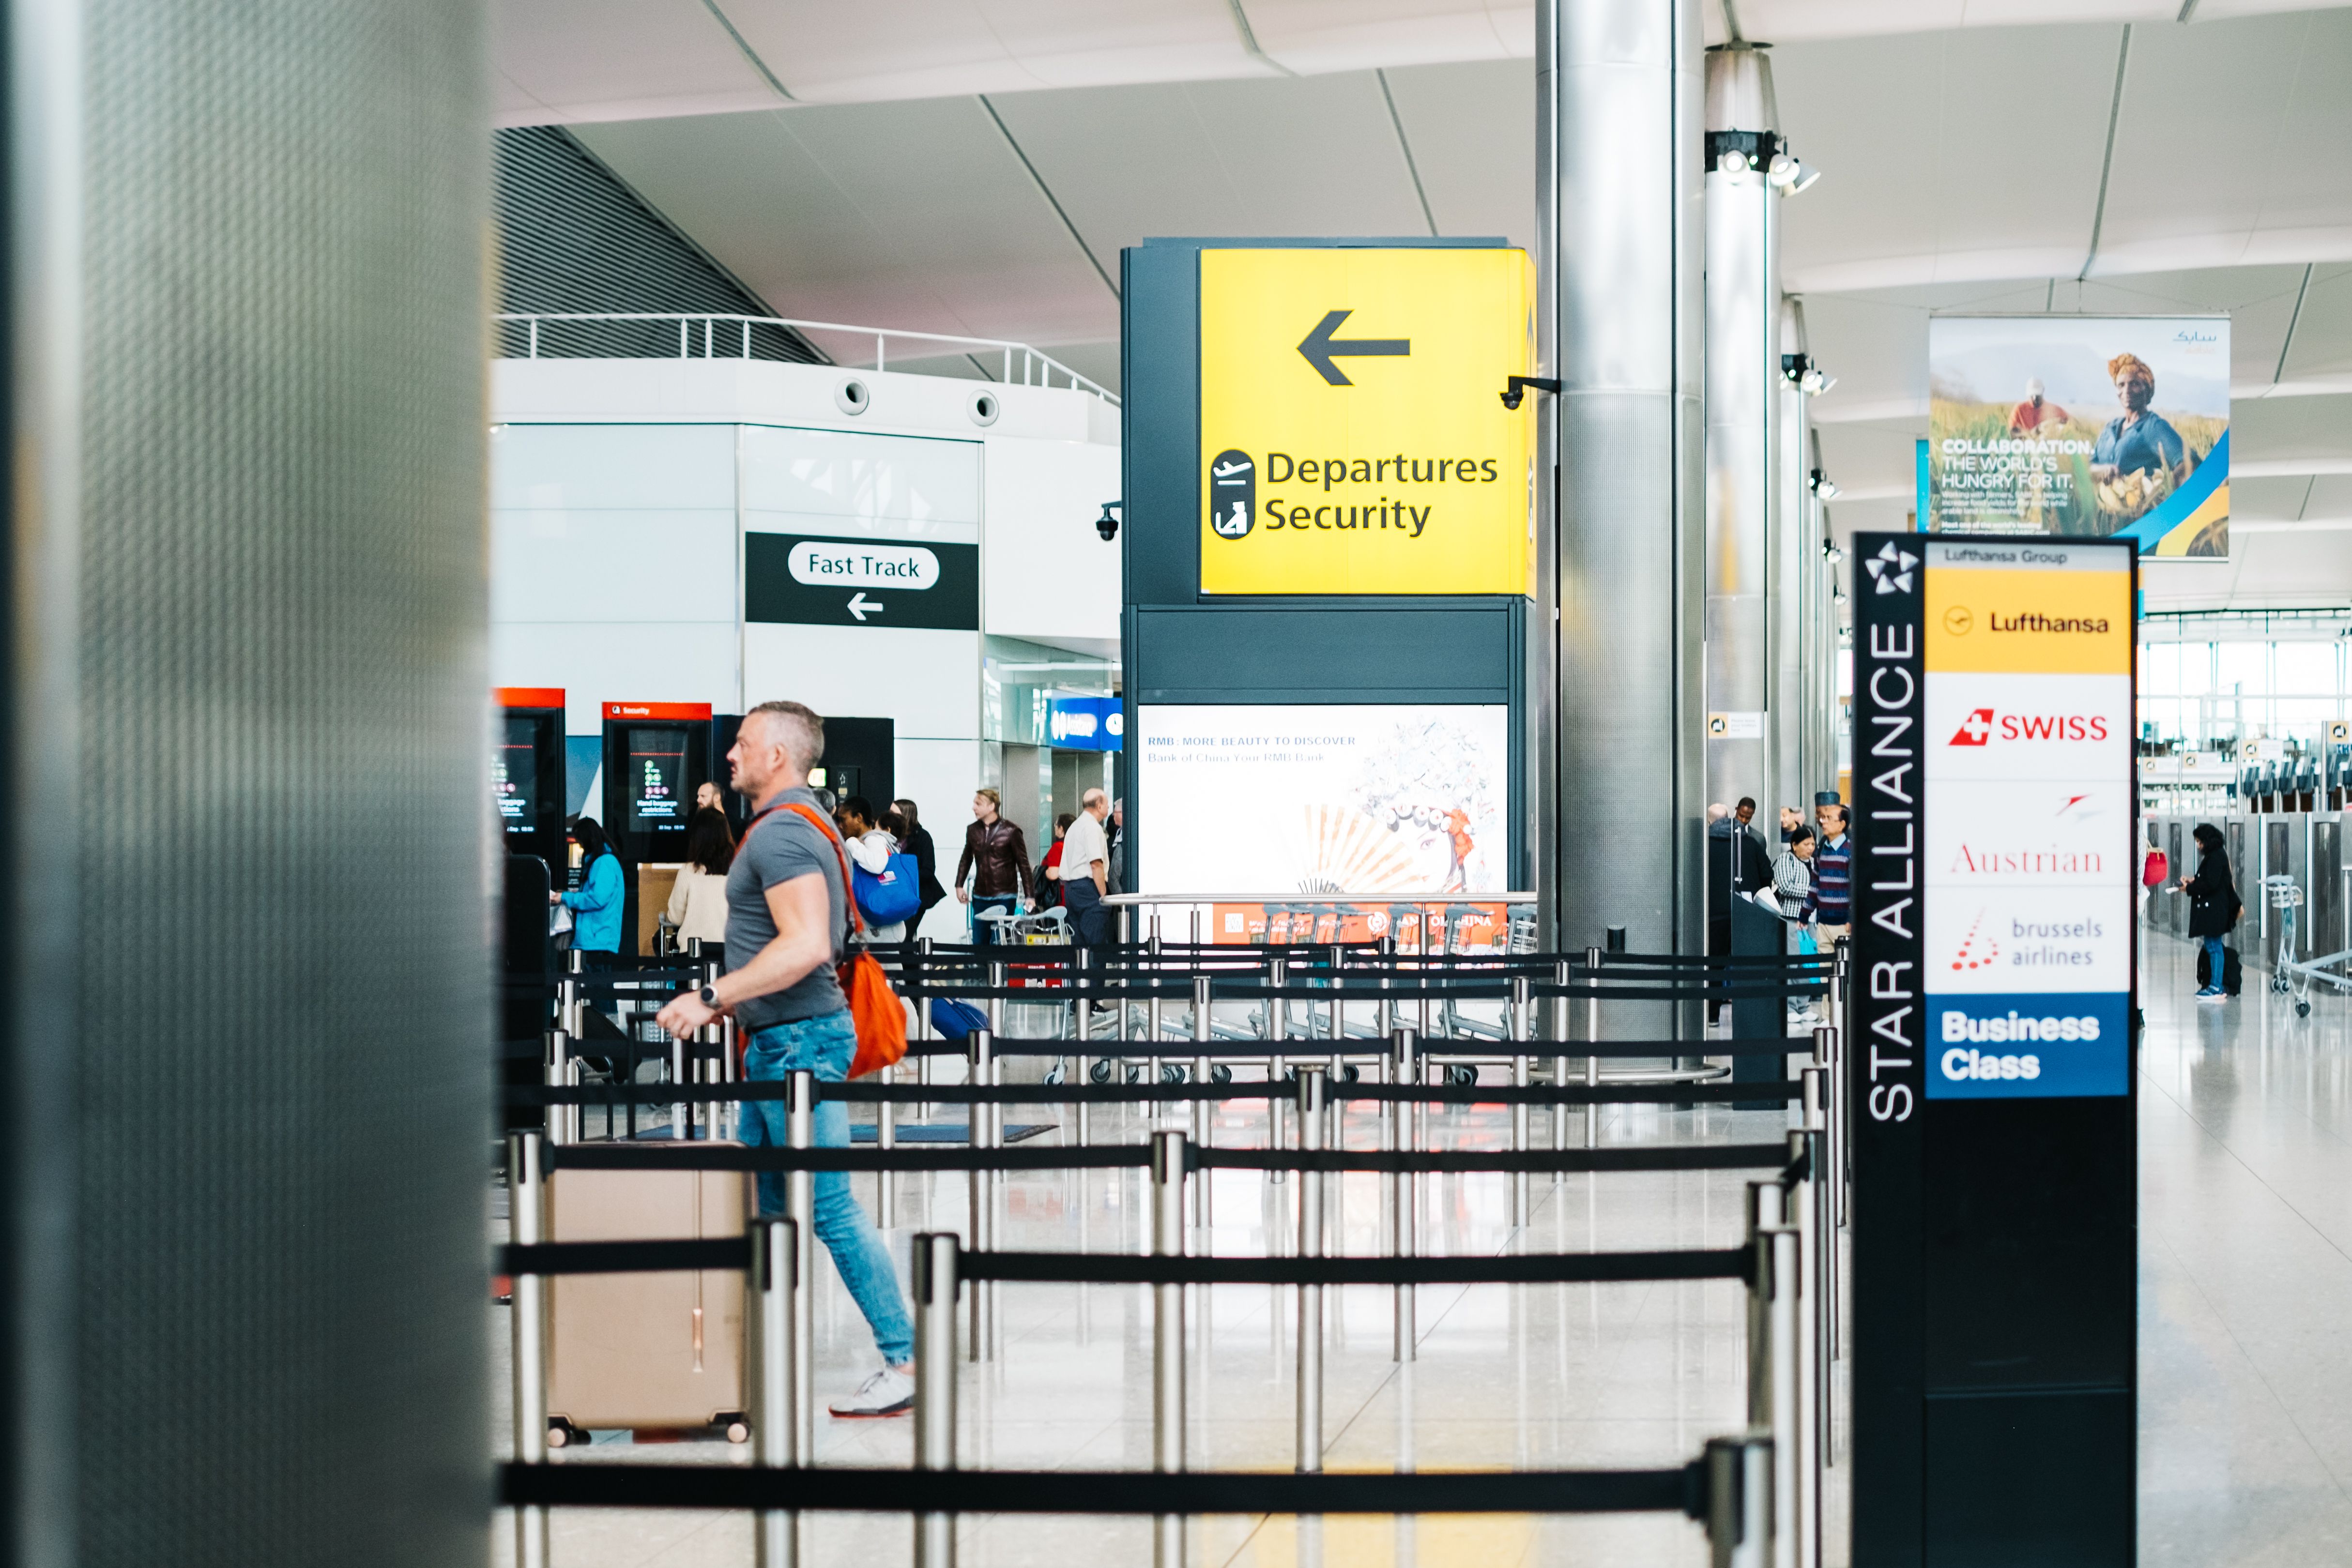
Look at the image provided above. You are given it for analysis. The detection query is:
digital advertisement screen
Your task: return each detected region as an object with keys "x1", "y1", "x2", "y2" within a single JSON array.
[
  {"x1": 1925, "y1": 315, "x2": 2229, "y2": 558},
  {"x1": 627, "y1": 727, "x2": 688, "y2": 833},
  {"x1": 1135, "y1": 703, "x2": 1510, "y2": 895},
  {"x1": 495, "y1": 716, "x2": 536, "y2": 831}
]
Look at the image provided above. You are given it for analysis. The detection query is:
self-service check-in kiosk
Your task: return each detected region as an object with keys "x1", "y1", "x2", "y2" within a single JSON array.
[
  {"x1": 495, "y1": 687, "x2": 569, "y2": 876},
  {"x1": 601, "y1": 701, "x2": 714, "y2": 955}
]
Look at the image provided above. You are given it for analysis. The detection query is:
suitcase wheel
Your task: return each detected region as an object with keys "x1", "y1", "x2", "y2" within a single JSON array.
[
  {"x1": 721, "y1": 1414, "x2": 751, "y2": 1445},
  {"x1": 547, "y1": 1418, "x2": 586, "y2": 1449},
  {"x1": 1210, "y1": 1063, "x2": 1233, "y2": 1084},
  {"x1": 1445, "y1": 1066, "x2": 1477, "y2": 1087},
  {"x1": 1088, "y1": 1059, "x2": 1112, "y2": 1084}
]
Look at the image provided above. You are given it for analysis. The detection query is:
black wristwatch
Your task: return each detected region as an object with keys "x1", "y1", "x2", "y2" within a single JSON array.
[{"x1": 700, "y1": 985, "x2": 720, "y2": 1007}]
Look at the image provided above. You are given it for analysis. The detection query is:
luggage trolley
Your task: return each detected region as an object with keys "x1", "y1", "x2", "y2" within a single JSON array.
[{"x1": 2264, "y1": 873, "x2": 2314, "y2": 1017}]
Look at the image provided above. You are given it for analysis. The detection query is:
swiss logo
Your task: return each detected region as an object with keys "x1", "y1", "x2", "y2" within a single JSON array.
[{"x1": 1950, "y1": 708, "x2": 1993, "y2": 746}]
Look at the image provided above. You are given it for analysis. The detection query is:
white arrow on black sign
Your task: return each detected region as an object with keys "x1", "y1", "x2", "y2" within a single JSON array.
[{"x1": 846, "y1": 592, "x2": 882, "y2": 622}]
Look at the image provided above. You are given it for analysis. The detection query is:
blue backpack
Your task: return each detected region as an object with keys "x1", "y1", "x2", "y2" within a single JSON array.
[{"x1": 852, "y1": 849, "x2": 923, "y2": 927}]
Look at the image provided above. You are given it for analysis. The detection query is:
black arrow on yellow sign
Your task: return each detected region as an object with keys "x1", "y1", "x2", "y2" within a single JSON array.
[{"x1": 1297, "y1": 310, "x2": 1411, "y2": 386}]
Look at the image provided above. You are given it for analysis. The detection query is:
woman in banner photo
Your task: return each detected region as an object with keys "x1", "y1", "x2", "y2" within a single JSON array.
[{"x1": 2090, "y1": 352, "x2": 2195, "y2": 528}]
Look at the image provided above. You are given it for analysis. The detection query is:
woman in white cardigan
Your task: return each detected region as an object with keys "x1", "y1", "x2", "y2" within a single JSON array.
[{"x1": 665, "y1": 807, "x2": 736, "y2": 950}]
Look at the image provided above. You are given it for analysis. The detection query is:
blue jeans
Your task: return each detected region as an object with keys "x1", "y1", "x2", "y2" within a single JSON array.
[
  {"x1": 972, "y1": 892, "x2": 1018, "y2": 944},
  {"x1": 741, "y1": 1011, "x2": 914, "y2": 1366},
  {"x1": 2202, "y1": 935, "x2": 2227, "y2": 991}
]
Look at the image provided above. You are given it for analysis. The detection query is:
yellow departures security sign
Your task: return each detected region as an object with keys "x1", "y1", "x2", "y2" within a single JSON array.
[{"x1": 1199, "y1": 247, "x2": 1534, "y2": 595}]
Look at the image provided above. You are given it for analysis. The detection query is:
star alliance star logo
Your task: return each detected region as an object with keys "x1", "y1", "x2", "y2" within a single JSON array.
[{"x1": 1864, "y1": 541, "x2": 1918, "y2": 594}]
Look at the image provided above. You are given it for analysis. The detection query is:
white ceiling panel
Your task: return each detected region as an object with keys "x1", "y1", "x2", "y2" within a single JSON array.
[
  {"x1": 1771, "y1": 27, "x2": 2117, "y2": 294},
  {"x1": 2230, "y1": 391, "x2": 2352, "y2": 465},
  {"x1": 2231, "y1": 473, "x2": 2319, "y2": 518},
  {"x1": 1248, "y1": 0, "x2": 1533, "y2": 72},
  {"x1": 573, "y1": 100, "x2": 1117, "y2": 349},
  {"x1": 985, "y1": 72, "x2": 1435, "y2": 259},
  {"x1": 2092, "y1": 11, "x2": 2352, "y2": 275},
  {"x1": 2301, "y1": 472, "x2": 2352, "y2": 515},
  {"x1": 2276, "y1": 263, "x2": 2352, "y2": 381},
  {"x1": 493, "y1": 0, "x2": 786, "y2": 126},
  {"x1": 722, "y1": 0, "x2": 1261, "y2": 104},
  {"x1": 1381, "y1": 60, "x2": 1539, "y2": 247}
]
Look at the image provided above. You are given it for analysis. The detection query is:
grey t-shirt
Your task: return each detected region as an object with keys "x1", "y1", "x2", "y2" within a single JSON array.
[{"x1": 726, "y1": 788, "x2": 847, "y2": 1030}]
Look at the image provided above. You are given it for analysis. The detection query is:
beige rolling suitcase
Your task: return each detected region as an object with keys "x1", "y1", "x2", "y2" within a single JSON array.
[{"x1": 545, "y1": 1143, "x2": 750, "y2": 1444}]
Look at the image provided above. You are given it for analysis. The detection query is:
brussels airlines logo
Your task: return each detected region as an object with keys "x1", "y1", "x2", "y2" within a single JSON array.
[{"x1": 1947, "y1": 708, "x2": 2109, "y2": 746}]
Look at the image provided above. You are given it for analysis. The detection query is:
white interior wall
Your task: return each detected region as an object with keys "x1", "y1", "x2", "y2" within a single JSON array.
[{"x1": 982, "y1": 435, "x2": 1122, "y2": 647}]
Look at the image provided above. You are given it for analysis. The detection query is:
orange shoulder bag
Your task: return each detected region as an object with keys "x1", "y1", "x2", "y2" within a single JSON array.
[{"x1": 767, "y1": 802, "x2": 908, "y2": 1079}]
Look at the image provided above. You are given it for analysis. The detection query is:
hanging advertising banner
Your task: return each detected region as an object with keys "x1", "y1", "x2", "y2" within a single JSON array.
[
  {"x1": 1197, "y1": 247, "x2": 1534, "y2": 595},
  {"x1": 1925, "y1": 315, "x2": 2229, "y2": 558}
]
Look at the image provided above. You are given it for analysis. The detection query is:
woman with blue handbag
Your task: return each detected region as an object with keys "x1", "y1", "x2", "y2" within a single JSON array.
[{"x1": 838, "y1": 796, "x2": 922, "y2": 943}]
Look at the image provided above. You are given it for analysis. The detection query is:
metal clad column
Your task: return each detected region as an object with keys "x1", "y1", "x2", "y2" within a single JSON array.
[
  {"x1": 1702, "y1": 42, "x2": 1780, "y2": 811},
  {"x1": 1777, "y1": 297, "x2": 1814, "y2": 809},
  {"x1": 1545, "y1": 0, "x2": 1705, "y2": 1015},
  {"x1": 15, "y1": 1, "x2": 492, "y2": 1563}
]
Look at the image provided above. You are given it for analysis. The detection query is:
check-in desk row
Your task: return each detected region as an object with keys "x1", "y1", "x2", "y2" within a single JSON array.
[{"x1": 2142, "y1": 809, "x2": 2349, "y2": 971}]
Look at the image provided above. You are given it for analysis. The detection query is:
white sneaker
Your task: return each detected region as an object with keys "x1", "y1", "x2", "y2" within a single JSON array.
[
  {"x1": 2196, "y1": 989, "x2": 2227, "y2": 1005},
  {"x1": 828, "y1": 1364, "x2": 915, "y2": 1419}
]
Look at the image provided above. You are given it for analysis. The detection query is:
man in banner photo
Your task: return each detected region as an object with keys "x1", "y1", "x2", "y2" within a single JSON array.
[{"x1": 1926, "y1": 315, "x2": 2229, "y2": 558}]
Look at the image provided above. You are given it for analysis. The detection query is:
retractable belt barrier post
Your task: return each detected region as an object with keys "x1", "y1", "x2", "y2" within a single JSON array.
[
  {"x1": 969, "y1": 1028, "x2": 996, "y2": 1359},
  {"x1": 1391, "y1": 1026, "x2": 1418, "y2": 1362},
  {"x1": 1584, "y1": 946, "x2": 1604, "y2": 1148},
  {"x1": 507, "y1": 1130, "x2": 550, "y2": 1568},
  {"x1": 1296, "y1": 1064, "x2": 1326, "y2": 1472},
  {"x1": 1706, "y1": 1431, "x2": 1774, "y2": 1568},
  {"x1": 1151, "y1": 1131, "x2": 1187, "y2": 1568},
  {"x1": 545, "y1": 1028, "x2": 573, "y2": 1147},
  {"x1": 750, "y1": 1217, "x2": 798, "y2": 1568},
  {"x1": 912, "y1": 1233, "x2": 958, "y2": 1568},
  {"x1": 1191, "y1": 976, "x2": 1213, "y2": 1229},
  {"x1": 1510, "y1": 975, "x2": 1532, "y2": 1225},
  {"x1": 785, "y1": 1070, "x2": 817, "y2": 1459}
]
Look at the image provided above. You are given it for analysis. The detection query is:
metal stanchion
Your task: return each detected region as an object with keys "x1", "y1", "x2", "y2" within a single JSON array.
[
  {"x1": 1328, "y1": 943, "x2": 1346, "y2": 1081},
  {"x1": 1391, "y1": 1027, "x2": 1417, "y2": 1362},
  {"x1": 1190, "y1": 976, "x2": 1213, "y2": 1230},
  {"x1": 1295, "y1": 1064, "x2": 1327, "y2": 1473},
  {"x1": 913, "y1": 1233, "x2": 959, "y2": 1568},
  {"x1": 1146, "y1": 916, "x2": 1165, "y2": 1119},
  {"x1": 750, "y1": 1216, "x2": 798, "y2": 1568},
  {"x1": 544, "y1": 1028, "x2": 573, "y2": 1146},
  {"x1": 1801, "y1": 1065, "x2": 1836, "y2": 1459},
  {"x1": 1074, "y1": 944, "x2": 1092, "y2": 1077},
  {"x1": 1151, "y1": 1131, "x2": 1188, "y2": 1568},
  {"x1": 1787, "y1": 1127, "x2": 1822, "y2": 1568},
  {"x1": 1268, "y1": 959, "x2": 1289, "y2": 1183},
  {"x1": 1552, "y1": 959, "x2": 1572, "y2": 1156},
  {"x1": 915, "y1": 937, "x2": 934, "y2": 1122},
  {"x1": 720, "y1": 1013, "x2": 738, "y2": 1142},
  {"x1": 507, "y1": 1131, "x2": 549, "y2": 1568},
  {"x1": 876, "y1": 1054, "x2": 898, "y2": 1231},
  {"x1": 1704, "y1": 1431, "x2": 1773, "y2": 1568},
  {"x1": 1814, "y1": 1020, "x2": 1843, "y2": 1246},
  {"x1": 693, "y1": 940, "x2": 720, "y2": 1140},
  {"x1": 1509, "y1": 975, "x2": 1531, "y2": 1225},
  {"x1": 1584, "y1": 946, "x2": 1603, "y2": 1149},
  {"x1": 1744, "y1": 1183, "x2": 1799, "y2": 1568},
  {"x1": 968, "y1": 1028, "x2": 995, "y2": 1358},
  {"x1": 786, "y1": 1070, "x2": 817, "y2": 1459}
]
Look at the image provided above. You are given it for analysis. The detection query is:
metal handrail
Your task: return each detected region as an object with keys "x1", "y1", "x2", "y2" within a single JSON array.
[{"x1": 492, "y1": 310, "x2": 1117, "y2": 404}]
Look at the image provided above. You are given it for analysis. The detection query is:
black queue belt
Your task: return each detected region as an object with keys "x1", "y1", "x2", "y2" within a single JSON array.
[
  {"x1": 525, "y1": 1140, "x2": 1798, "y2": 1179},
  {"x1": 886, "y1": 979, "x2": 1825, "y2": 1002},
  {"x1": 498, "y1": 1460, "x2": 1705, "y2": 1519},
  {"x1": 502, "y1": 1076, "x2": 1810, "y2": 1110},
  {"x1": 496, "y1": 1238, "x2": 1755, "y2": 1288}
]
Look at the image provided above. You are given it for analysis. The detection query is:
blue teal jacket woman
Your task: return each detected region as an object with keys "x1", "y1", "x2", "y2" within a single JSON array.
[{"x1": 562, "y1": 836, "x2": 625, "y2": 954}]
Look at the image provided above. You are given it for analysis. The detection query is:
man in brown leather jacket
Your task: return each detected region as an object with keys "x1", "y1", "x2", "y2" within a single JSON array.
[{"x1": 954, "y1": 787, "x2": 1035, "y2": 944}]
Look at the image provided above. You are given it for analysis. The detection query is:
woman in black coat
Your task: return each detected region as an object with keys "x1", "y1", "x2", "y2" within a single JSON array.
[{"x1": 2176, "y1": 822, "x2": 2240, "y2": 1002}]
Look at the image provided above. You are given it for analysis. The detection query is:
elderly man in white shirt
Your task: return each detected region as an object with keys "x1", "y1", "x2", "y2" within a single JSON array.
[{"x1": 1059, "y1": 787, "x2": 1112, "y2": 945}]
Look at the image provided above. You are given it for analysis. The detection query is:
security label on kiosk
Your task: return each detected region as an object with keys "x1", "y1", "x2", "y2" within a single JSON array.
[
  {"x1": 1849, "y1": 532, "x2": 2138, "y2": 1566},
  {"x1": 1196, "y1": 247, "x2": 1533, "y2": 596}
]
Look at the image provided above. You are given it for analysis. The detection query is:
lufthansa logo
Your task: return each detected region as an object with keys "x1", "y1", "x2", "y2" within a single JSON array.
[{"x1": 1943, "y1": 606, "x2": 1973, "y2": 636}]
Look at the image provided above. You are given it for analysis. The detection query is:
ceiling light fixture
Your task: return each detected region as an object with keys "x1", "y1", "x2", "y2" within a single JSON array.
[
  {"x1": 1800, "y1": 365, "x2": 1835, "y2": 395},
  {"x1": 1810, "y1": 469, "x2": 1841, "y2": 501}
]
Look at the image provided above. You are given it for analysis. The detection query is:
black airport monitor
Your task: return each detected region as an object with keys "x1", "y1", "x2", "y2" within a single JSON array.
[
  {"x1": 493, "y1": 687, "x2": 568, "y2": 879},
  {"x1": 600, "y1": 701, "x2": 716, "y2": 955}
]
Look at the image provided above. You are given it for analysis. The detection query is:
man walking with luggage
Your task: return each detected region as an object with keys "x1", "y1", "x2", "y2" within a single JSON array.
[{"x1": 656, "y1": 700, "x2": 916, "y2": 1418}]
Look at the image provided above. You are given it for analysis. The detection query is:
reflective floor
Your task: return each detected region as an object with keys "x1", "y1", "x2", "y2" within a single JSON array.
[{"x1": 493, "y1": 936, "x2": 2352, "y2": 1565}]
